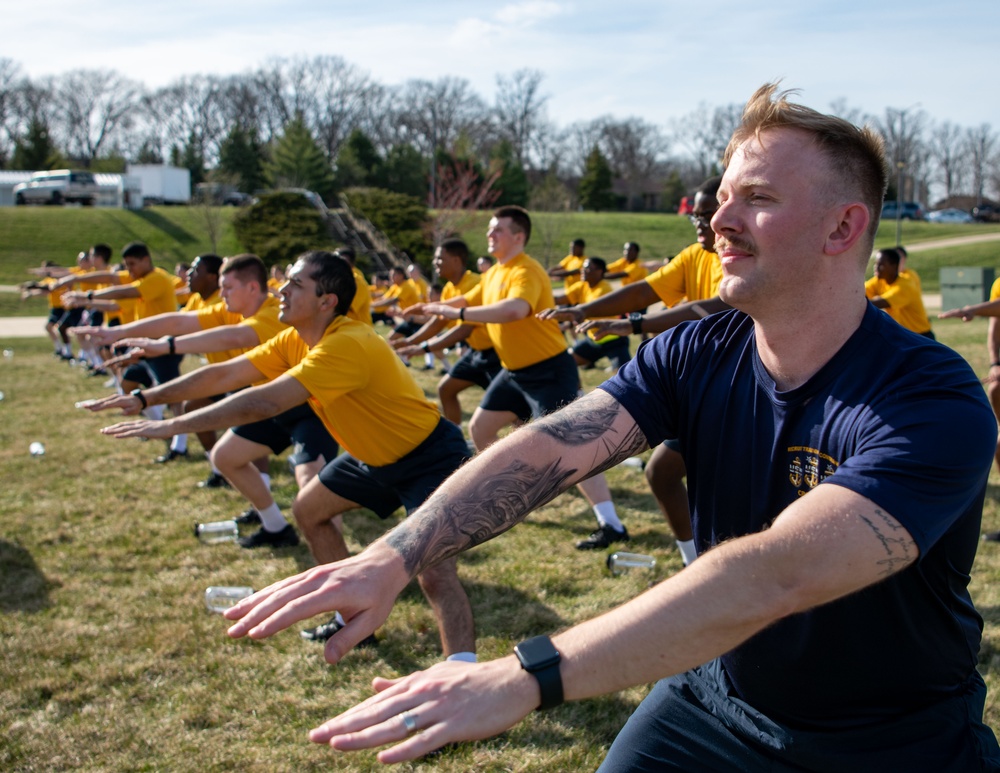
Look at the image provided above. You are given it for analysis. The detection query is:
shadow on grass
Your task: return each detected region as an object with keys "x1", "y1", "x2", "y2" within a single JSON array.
[
  {"x1": 133, "y1": 209, "x2": 198, "y2": 245},
  {"x1": 0, "y1": 539, "x2": 56, "y2": 612}
]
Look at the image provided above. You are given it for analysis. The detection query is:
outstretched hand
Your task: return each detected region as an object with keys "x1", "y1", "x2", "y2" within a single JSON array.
[
  {"x1": 224, "y1": 544, "x2": 410, "y2": 664},
  {"x1": 576, "y1": 318, "x2": 629, "y2": 338},
  {"x1": 308, "y1": 658, "x2": 538, "y2": 764},
  {"x1": 938, "y1": 308, "x2": 975, "y2": 321},
  {"x1": 536, "y1": 306, "x2": 583, "y2": 324},
  {"x1": 81, "y1": 392, "x2": 144, "y2": 415},
  {"x1": 101, "y1": 418, "x2": 173, "y2": 439}
]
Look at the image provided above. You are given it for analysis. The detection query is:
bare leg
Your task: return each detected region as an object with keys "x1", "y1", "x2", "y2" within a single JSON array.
[
  {"x1": 644, "y1": 444, "x2": 693, "y2": 541},
  {"x1": 211, "y1": 432, "x2": 278, "y2": 512},
  {"x1": 291, "y1": 475, "x2": 354, "y2": 564},
  {"x1": 415, "y1": 557, "x2": 476, "y2": 656},
  {"x1": 469, "y1": 407, "x2": 520, "y2": 451},
  {"x1": 438, "y1": 374, "x2": 474, "y2": 426}
]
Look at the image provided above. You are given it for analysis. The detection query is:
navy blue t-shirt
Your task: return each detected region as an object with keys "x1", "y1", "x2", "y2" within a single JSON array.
[{"x1": 601, "y1": 303, "x2": 996, "y2": 729}]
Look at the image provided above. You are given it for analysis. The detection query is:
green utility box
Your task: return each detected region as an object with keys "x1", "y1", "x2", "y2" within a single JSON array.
[{"x1": 940, "y1": 267, "x2": 996, "y2": 311}]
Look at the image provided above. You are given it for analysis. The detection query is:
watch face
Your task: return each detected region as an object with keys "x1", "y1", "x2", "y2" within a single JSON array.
[{"x1": 516, "y1": 635, "x2": 560, "y2": 670}]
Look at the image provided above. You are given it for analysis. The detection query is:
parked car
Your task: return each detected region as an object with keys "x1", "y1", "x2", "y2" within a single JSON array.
[
  {"x1": 972, "y1": 204, "x2": 1000, "y2": 223},
  {"x1": 13, "y1": 169, "x2": 99, "y2": 206},
  {"x1": 880, "y1": 201, "x2": 925, "y2": 221},
  {"x1": 926, "y1": 208, "x2": 974, "y2": 224}
]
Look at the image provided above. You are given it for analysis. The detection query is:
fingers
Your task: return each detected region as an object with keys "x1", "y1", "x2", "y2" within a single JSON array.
[{"x1": 224, "y1": 568, "x2": 346, "y2": 639}]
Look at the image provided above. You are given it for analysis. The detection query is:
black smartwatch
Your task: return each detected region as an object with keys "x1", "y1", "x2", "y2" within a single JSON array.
[
  {"x1": 130, "y1": 388, "x2": 148, "y2": 409},
  {"x1": 629, "y1": 312, "x2": 644, "y2": 335},
  {"x1": 514, "y1": 635, "x2": 563, "y2": 711}
]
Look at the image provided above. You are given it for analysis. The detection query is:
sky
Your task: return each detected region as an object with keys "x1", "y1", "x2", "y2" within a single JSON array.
[{"x1": 7, "y1": 0, "x2": 1000, "y2": 136}]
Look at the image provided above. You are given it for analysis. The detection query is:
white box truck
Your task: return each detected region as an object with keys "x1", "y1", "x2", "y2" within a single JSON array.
[{"x1": 126, "y1": 164, "x2": 191, "y2": 205}]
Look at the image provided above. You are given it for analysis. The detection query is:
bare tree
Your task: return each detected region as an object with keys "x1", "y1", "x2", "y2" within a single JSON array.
[
  {"x1": 143, "y1": 75, "x2": 230, "y2": 167},
  {"x1": 965, "y1": 124, "x2": 998, "y2": 206},
  {"x1": 494, "y1": 69, "x2": 547, "y2": 169},
  {"x1": 428, "y1": 160, "x2": 500, "y2": 247},
  {"x1": 53, "y1": 69, "x2": 142, "y2": 164},
  {"x1": 879, "y1": 106, "x2": 928, "y2": 202},
  {"x1": 600, "y1": 117, "x2": 668, "y2": 210},
  {"x1": 927, "y1": 121, "x2": 968, "y2": 200},
  {"x1": 671, "y1": 102, "x2": 742, "y2": 180},
  {"x1": 0, "y1": 58, "x2": 22, "y2": 166}
]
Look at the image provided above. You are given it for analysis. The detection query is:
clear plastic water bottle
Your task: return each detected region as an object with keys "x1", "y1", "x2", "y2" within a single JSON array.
[
  {"x1": 194, "y1": 520, "x2": 239, "y2": 543},
  {"x1": 619, "y1": 456, "x2": 645, "y2": 470},
  {"x1": 607, "y1": 551, "x2": 656, "y2": 575},
  {"x1": 29, "y1": 441, "x2": 45, "y2": 456},
  {"x1": 204, "y1": 586, "x2": 254, "y2": 613}
]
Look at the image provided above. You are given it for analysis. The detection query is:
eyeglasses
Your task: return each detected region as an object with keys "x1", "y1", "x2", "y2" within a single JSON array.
[{"x1": 689, "y1": 211, "x2": 717, "y2": 227}]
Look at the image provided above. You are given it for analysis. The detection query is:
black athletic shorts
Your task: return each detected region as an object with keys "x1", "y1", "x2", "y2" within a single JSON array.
[
  {"x1": 232, "y1": 402, "x2": 339, "y2": 467},
  {"x1": 447, "y1": 346, "x2": 502, "y2": 389},
  {"x1": 479, "y1": 351, "x2": 579, "y2": 422},
  {"x1": 571, "y1": 335, "x2": 632, "y2": 370},
  {"x1": 123, "y1": 353, "x2": 183, "y2": 387}
]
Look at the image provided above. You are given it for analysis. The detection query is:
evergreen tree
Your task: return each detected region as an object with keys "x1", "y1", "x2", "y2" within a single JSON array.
[
  {"x1": 266, "y1": 114, "x2": 334, "y2": 201},
  {"x1": 489, "y1": 139, "x2": 529, "y2": 206},
  {"x1": 379, "y1": 143, "x2": 428, "y2": 199},
  {"x1": 578, "y1": 146, "x2": 616, "y2": 211},
  {"x1": 333, "y1": 129, "x2": 382, "y2": 192},
  {"x1": 662, "y1": 170, "x2": 686, "y2": 212},
  {"x1": 217, "y1": 125, "x2": 266, "y2": 193},
  {"x1": 11, "y1": 119, "x2": 63, "y2": 170}
]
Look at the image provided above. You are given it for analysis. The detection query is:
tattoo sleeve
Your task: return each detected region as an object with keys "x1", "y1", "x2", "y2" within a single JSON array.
[{"x1": 388, "y1": 393, "x2": 650, "y2": 576}]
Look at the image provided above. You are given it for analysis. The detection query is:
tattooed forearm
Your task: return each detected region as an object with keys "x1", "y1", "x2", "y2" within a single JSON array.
[
  {"x1": 859, "y1": 508, "x2": 916, "y2": 577},
  {"x1": 532, "y1": 399, "x2": 617, "y2": 445},
  {"x1": 388, "y1": 457, "x2": 578, "y2": 576},
  {"x1": 587, "y1": 422, "x2": 649, "y2": 477}
]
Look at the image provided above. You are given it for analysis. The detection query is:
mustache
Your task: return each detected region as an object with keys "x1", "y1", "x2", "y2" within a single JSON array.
[{"x1": 715, "y1": 235, "x2": 756, "y2": 255}]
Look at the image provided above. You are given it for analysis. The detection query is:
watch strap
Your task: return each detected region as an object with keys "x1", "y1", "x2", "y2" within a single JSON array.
[{"x1": 515, "y1": 635, "x2": 563, "y2": 711}]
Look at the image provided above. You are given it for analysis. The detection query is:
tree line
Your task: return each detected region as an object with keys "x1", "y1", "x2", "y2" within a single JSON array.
[{"x1": 0, "y1": 56, "x2": 997, "y2": 211}]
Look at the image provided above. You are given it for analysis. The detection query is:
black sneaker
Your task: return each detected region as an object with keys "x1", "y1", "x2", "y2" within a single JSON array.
[
  {"x1": 300, "y1": 616, "x2": 378, "y2": 648},
  {"x1": 575, "y1": 524, "x2": 630, "y2": 551},
  {"x1": 237, "y1": 524, "x2": 300, "y2": 549},
  {"x1": 234, "y1": 508, "x2": 261, "y2": 526},
  {"x1": 983, "y1": 531, "x2": 1000, "y2": 542},
  {"x1": 155, "y1": 449, "x2": 188, "y2": 464},
  {"x1": 197, "y1": 472, "x2": 230, "y2": 489}
]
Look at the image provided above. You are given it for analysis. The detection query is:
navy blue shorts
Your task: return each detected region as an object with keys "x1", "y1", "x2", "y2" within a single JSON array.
[
  {"x1": 318, "y1": 418, "x2": 470, "y2": 519},
  {"x1": 58, "y1": 307, "x2": 85, "y2": 329},
  {"x1": 598, "y1": 659, "x2": 1000, "y2": 773},
  {"x1": 47, "y1": 308, "x2": 64, "y2": 325},
  {"x1": 447, "y1": 346, "x2": 502, "y2": 389},
  {"x1": 572, "y1": 336, "x2": 632, "y2": 369},
  {"x1": 232, "y1": 402, "x2": 338, "y2": 467},
  {"x1": 479, "y1": 351, "x2": 579, "y2": 423},
  {"x1": 393, "y1": 320, "x2": 423, "y2": 337},
  {"x1": 123, "y1": 353, "x2": 183, "y2": 388}
]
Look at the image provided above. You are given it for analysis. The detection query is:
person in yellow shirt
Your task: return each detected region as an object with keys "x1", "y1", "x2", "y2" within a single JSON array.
[
  {"x1": 393, "y1": 238, "x2": 501, "y2": 424},
  {"x1": 557, "y1": 258, "x2": 631, "y2": 372},
  {"x1": 267, "y1": 264, "x2": 286, "y2": 298},
  {"x1": 604, "y1": 242, "x2": 649, "y2": 287},
  {"x1": 373, "y1": 266, "x2": 424, "y2": 339},
  {"x1": 538, "y1": 175, "x2": 726, "y2": 567},
  {"x1": 865, "y1": 247, "x2": 934, "y2": 338},
  {"x1": 940, "y1": 276, "x2": 1000, "y2": 482},
  {"x1": 173, "y1": 263, "x2": 192, "y2": 307},
  {"x1": 408, "y1": 206, "x2": 628, "y2": 551},
  {"x1": 93, "y1": 251, "x2": 475, "y2": 660},
  {"x1": 547, "y1": 238, "x2": 586, "y2": 282},
  {"x1": 407, "y1": 262, "x2": 430, "y2": 302}
]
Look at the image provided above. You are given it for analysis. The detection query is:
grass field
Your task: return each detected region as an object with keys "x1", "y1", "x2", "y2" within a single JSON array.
[{"x1": 2, "y1": 314, "x2": 1000, "y2": 771}]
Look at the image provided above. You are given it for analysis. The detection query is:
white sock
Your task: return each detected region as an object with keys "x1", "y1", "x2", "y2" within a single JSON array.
[
  {"x1": 677, "y1": 539, "x2": 698, "y2": 566},
  {"x1": 424, "y1": 352, "x2": 434, "y2": 367},
  {"x1": 259, "y1": 472, "x2": 271, "y2": 491},
  {"x1": 142, "y1": 404, "x2": 165, "y2": 421},
  {"x1": 446, "y1": 651, "x2": 477, "y2": 663},
  {"x1": 257, "y1": 502, "x2": 289, "y2": 532},
  {"x1": 169, "y1": 434, "x2": 187, "y2": 453},
  {"x1": 593, "y1": 500, "x2": 624, "y2": 532}
]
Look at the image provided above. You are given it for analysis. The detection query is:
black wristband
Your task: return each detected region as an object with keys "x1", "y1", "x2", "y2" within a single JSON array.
[
  {"x1": 167, "y1": 336, "x2": 176, "y2": 355},
  {"x1": 629, "y1": 312, "x2": 644, "y2": 335},
  {"x1": 421, "y1": 341, "x2": 431, "y2": 353},
  {"x1": 514, "y1": 634, "x2": 563, "y2": 711},
  {"x1": 87, "y1": 291, "x2": 94, "y2": 301},
  {"x1": 459, "y1": 307, "x2": 465, "y2": 321},
  {"x1": 992, "y1": 361, "x2": 1000, "y2": 368},
  {"x1": 130, "y1": 388, "x2": 147, "y2": 409}
]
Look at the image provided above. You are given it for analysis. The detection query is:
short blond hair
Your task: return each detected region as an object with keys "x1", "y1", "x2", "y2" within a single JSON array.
[{"x1": 725, "y1": 83, "x2": 888, "y2": 249}]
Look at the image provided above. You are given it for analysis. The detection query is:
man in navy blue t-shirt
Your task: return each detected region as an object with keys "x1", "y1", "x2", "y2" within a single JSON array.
[{"x1": 225, "y1": 84, "x2": 1000, "y2": 771}]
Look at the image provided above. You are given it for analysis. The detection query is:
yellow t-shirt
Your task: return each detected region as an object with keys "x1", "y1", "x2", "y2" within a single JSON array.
[
  {"x1": 645, "y1": 244, "x2": 722, "y2": 306},
  {"x1": 114, "y1": 270, "x2": 138, "y2": 324},
  {"x1": 133, "y1": 268, "x2": 180, "y2": 319},
  {"x1": 173, "y1": 275, "x2": 191, "y2": 307},
  {"x1": 410, "y1": 275, "x2": 429, "y2": 303},
  {"x1": 383, "y1": 280, "x2": 420, "y2": 311},
  {"x1": 865, "y1": 274, "x2": 932, "y2": 334},
  {"x1": 606, "y1": 257, "x2": 649, "y2": 286},
  {"x1": 196, "y1": 296, "x2": 286, "y2": 366},
  {"x1": 443, "y1": 271, "x2": 492, "y2": 351},
  {"x1": 564, "y1": 279, "x2": 617, "y2": 341},
  {"x1": 348, "y1": 266, "x2": 373, "y2": 326},
  {"x1": 245, "y1": 317, "x2": 441, "y2": 466},
  {"x1": 990, "y1": 277, "x2": 1000, "y2": 303},
  {"x1": 182, "y1": 288, "x2": 221, "y2": 312},
  {"x1": 464, "y1": 253, "x2": 566, "y2": 371},
  {"x1": 557, "y1": 254, "x2": 585, "y2": 281}
]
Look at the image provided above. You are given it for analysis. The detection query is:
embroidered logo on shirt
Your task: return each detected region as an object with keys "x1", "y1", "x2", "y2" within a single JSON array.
[{"x1": 787, "y1": 446, "x2": 839, "y2": 496}]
